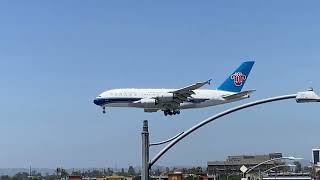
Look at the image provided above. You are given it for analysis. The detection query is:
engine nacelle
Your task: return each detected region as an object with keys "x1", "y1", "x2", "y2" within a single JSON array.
[
  {"x1": 140, "y1": 98, "x2": 157, "y2": 105},
  {"x1": 157, "y1": 93, "x2": 174, "y2": 102}
]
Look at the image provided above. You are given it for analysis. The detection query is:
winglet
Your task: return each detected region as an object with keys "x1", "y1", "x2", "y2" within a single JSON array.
[{"x1": 206, "y1": 79, "x2": 212, "y2": 85}]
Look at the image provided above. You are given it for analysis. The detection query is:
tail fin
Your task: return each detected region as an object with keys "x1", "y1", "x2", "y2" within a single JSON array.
[{"x1": 217, "y1": 61, "x2": 255, "y2": 93}]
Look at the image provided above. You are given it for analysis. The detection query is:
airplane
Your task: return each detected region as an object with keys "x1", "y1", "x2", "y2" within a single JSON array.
[{"x1": 93, "y1": 61, "x2": 255, "y2": 116}]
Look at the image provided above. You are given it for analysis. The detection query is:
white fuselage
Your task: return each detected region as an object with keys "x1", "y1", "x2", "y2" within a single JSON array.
[{"x1": 94, "y1": 89, "x2": 247, "y2": 111}]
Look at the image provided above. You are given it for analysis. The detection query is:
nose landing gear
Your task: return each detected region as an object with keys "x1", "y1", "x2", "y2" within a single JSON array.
[{"x1": 102, "y1": 107, "x2": 106, "y2": 114}]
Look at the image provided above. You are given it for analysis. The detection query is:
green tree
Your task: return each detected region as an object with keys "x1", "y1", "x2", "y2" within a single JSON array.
[
  {"x1": 71, "y1": 170, "x2": 82, "y2": 176},
  {"x1": 56, "y1": 168, "x2": 61, "y2": 176},
  {"x1": 90, "y1": 169, "x2": 103, "y2": 177},
  {"x1": 107, "y1": 168, "x2": 114, "y2": 176},
  {"x1": 165, "y1": 167, "x2": 170, "y2": 174},
  {"x1": 316, "y1": 170, "x2": 320, "y2": 178},
  {"x1": 0, "y1": 175, "x2": 12, "y2": 180},
  {"x1": 128, "y1": 166, "x2": 136, "y2": 176},
  {"x1": 61, "y1": 168, "x2": 69, "y2": 178},
  {"x1": 12, "y1": 172, "x2": 29, "y2": 180},
  {"x1": 293, "y1": 161, "x2": 302, "y2": 173},
  {"x1": 303, "y1": 166, "x2": 311, "y2": 173},
  {"x1": 133, "y1": 176, "x2": 141, "y2": 180}
]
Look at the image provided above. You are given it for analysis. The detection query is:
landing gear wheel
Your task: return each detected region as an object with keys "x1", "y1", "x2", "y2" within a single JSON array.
[
  {"x1": 164, "y1": 109, "x2": 181, "y2": 116},
  {"x1": 102, "y1": 107, "x2": 106, "y2": 114}
]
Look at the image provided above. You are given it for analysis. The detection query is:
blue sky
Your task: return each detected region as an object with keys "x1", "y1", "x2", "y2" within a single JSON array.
[{"x1": 0, "y1": 1, "x2": 320, "y2": 168}]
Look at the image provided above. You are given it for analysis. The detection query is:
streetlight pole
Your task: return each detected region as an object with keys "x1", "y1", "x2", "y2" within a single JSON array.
[
  {"x1": 141, "y1": 120, "x2": 149, "y2": 180},
  {"x1": 141, "y1": 121, "x2": 183, "y2": 180},
  {"x1": 141, "y1": 90, "x2": 319, "y2": 179}
]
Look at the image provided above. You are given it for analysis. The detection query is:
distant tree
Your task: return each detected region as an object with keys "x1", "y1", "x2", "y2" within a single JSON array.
[
  {"x1": 187, "y1": 167, "x2": 203, "y2": 175},
  {"x1": 71, "y1": 170, "x2": 82, "y2": 176},
  {"x1": 107, "y1": 168, "x2": 114, "y2": 176},
  {"x1": 316, "y1": 170, "x2": 320, "y2": 178},
  {"x1": 181, "y1": 168, "x2": 187, "y2": 174},
  {"x1": 293, "y1": 161, "x2": 302, "y2": 173},
  {"x1": 56, "y1": 168, "x2": 61, "y2": 176},
  {"x1": 184, "y1": 175, "x2": 195, "y2": 180},
  {"x1": 12, "y1": 172, "x2": 29, "y2": 180},
  {"x1": 172, "y1": 167, "x2": 178, "y2": 173},
  {"x1": 90, "y1": 169, "x2": 103, "y2": 177},
  {"x1": 228, "y1": 176, "x2": 242, "y2": 180},
  {"x1": 56, "y1": 168, "x2": 69, "y2": 178},
  {"x1": 185, "y1": 174, "x2": 203, "y2": 180},
  {"x1": 117, "y1": 168, "x2": 128, "y2": 176},
  {"x1": 31, "y1": 170, "x2": 37, "y2": 176},
  {"x1": 128, "y1": 166, "x2": 136, "y2": 176},
  {"x1": 153, "y1": 168, "x2": 161, "y2": 176},
  {"x1": 165, "y1": 167, "x2": 170, "y2": 174},
  {"x1": 196, "y1": 167, "x2": 203, "y2": 174},
  {"x1": 133, "y1": 176, "x2": 141, "y2": 180},
  {"x1": 0, "y1": 175, "x2": 11, "y2": 180},
  {"x1": 47, "y1": 175, "x2": 59, "y2": 180},
  {"x1": 303, "y1": 166, "x2": 311, "y2": 173}
]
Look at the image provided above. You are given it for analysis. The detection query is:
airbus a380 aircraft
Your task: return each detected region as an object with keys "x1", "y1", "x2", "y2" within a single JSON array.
[{"x1": 94, "y1": 61, "x2": 255, "y2": 116}]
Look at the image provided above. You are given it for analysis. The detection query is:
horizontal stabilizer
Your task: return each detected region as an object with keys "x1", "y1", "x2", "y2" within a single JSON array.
[{"x1": 222, "y1": 90, "x2": 256, "y2": 100}]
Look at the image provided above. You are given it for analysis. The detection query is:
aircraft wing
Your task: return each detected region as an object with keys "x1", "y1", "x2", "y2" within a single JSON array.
[
  {"x1": 222, "y1": 90, "x2": 256, "y2": 100},
  {"x1": 168, "y1": 79, "x2": 212, "y2": 103}
]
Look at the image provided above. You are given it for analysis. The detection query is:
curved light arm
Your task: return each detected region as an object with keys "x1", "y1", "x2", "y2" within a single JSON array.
[
  {"x1": 264, "y1": 164, "x2": 296, "y2": 173},
  {"x1": 149, "y1": 94, "x2": 298, "y2": 168},
  {"x1": 246, "y1": 157, "x2": 287, "y2": 174},
  {"x1": 246, "y1": 156, "x2": 301, "y2": 174},
  {"x1": 149, "y1": 132, "x2": 184, "y2": 147}
]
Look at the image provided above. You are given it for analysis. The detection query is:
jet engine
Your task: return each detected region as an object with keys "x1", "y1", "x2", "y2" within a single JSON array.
[
  {"x1": 140, "y1": 98, "x2": 157, "y2": 105},
  {"x1": 157, "y1": 93, "x2": 175, "y2": 103}
]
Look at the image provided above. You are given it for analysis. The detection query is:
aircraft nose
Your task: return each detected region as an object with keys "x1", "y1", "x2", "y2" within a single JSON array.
[
  {"x1": 93, "y1": 99, "x2": 98, "y2": 105},
  {"x1": 93, "y1": 98, "x2": 104, "y2": 106}
]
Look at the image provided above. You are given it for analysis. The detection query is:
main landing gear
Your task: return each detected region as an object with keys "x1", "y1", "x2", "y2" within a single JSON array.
[
  {"x1": 164, "y1": 109, "x2": 180, "y2": 116},
  {"x1": 102, "y1": 107, "x2": 106, "y2": 114}
]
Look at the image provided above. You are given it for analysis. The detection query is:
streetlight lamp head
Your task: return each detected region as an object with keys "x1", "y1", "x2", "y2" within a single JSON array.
[{"x1": 296, "y1": 90, "x2": 320, "y2": 103}]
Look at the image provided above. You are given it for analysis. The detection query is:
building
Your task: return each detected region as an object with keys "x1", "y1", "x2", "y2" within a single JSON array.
[
  {"x1": 74, "y1": 176, "x2": 132, "y2": 180},
  {"x1": 151, "y1": 175, "x2": 168, "y2": 180},
  {"x1": 168, "y1": 172, "x2": 183, "y2": 180},
  {"x1": 313, "y1": 148, "x2": 320, "y2": 166},
  {"x1": 96, "y1": 176, "x2": 106, "y2": 180},
  {"x1": 68, "y1": 175, "x2": 82, "y2": 180},
  {"x1": 262, "y1": 172, "x2": 311, "y2": 180},
  {"x1": 106, "y1": 176, "x2": 132, "y2": 180},
  {"x1": 208, "y1": 153, "x2": 283, "y2": 176}
]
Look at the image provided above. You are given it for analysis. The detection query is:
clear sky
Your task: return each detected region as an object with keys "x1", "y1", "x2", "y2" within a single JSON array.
[{"x1": 0, "y1": 1, "x2": 320, "y2": 169}]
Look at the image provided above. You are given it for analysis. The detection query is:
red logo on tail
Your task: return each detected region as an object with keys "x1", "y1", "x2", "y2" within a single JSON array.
[{"x1": 231, "y1": 72, "x2": 246, "y2": 86}]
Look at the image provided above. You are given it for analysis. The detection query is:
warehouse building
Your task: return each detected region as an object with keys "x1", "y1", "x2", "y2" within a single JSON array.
[{"x1": 207, "y1": 153, "x2": 283, "y2": 176}]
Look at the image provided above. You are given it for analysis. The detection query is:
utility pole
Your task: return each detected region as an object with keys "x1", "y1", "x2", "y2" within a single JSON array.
[{"x1": 141, "y1": 120, "x2": 149, "y2": 180}]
